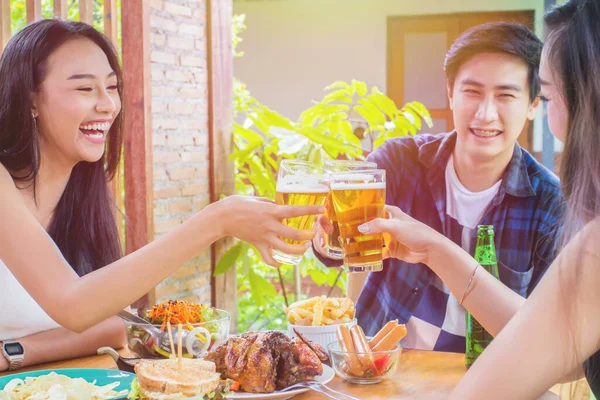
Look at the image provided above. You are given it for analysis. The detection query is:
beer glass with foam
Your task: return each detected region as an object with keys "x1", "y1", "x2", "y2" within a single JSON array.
[
  {"x1": 329, "y1": 169, "x2": 386, "y2": 272},
  {"x1": 323, "y1": 160, "x2": 377, "y2": 259},
  {"x1": 273, "y1": 160, "x2": 329, "y2": 265}
]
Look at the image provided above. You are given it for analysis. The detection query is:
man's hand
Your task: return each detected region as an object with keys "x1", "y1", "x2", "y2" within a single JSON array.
[{"x1": 312, "y1": 215, "x2": 335, "y2": 258}]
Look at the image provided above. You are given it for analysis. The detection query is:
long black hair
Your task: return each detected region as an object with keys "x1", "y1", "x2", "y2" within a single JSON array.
[
  {"x1": 0, "y1": 19, "x2": 124, "y2": 276},
  {"x1": 444, "y1": 22, "x2": 543, "y2": 102},
  {"x1": 545, "y1": 0, "x2": 600, "y2": 237},
  {"x1": 544, "y1": 0, "x2": 600, "y2": 384}
]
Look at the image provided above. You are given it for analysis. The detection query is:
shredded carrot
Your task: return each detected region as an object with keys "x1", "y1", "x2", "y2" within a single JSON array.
[
  {"x1": 146, "y1": 300, "x2": 209, "y2": 330},
  {"x1": 229, "y1": 381, "x2": 240, "y2": 391}
]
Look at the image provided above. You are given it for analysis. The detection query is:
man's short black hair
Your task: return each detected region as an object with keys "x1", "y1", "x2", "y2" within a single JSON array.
[{"x1": 443, "y1": 22, "x2": 543, "y2": 101}]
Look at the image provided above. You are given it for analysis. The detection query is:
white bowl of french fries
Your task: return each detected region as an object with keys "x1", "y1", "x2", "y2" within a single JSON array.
[{"x1": 285, "y1": 296, "x2": 357, "y2": 349}]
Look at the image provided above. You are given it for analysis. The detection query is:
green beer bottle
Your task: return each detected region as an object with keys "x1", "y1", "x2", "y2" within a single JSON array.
[{"x1": 465, "y1": 225, "x2": 499, "y2": 368}]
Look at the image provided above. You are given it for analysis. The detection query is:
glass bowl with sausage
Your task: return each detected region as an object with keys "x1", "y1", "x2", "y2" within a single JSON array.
[{"x1": 327, "y1": 320, "x2": 406, "y2": 384}]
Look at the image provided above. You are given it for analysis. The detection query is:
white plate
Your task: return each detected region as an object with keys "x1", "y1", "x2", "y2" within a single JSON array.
[{"x1": 226, "y1": 364, "x2": 334, "y2": 399}]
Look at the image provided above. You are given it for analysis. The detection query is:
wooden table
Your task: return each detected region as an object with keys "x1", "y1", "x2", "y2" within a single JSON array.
[
  {"x1": 0, "y1": 348, "x2": 582, "y2": 399},
  {"x1": 296, "y1": 349, "x2": 465, "y2": 400},
  {"x1": 0, "y1": 352, "x2": 119, "y2": 376}
]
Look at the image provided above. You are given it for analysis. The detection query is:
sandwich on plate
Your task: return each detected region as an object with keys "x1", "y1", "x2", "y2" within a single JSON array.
[{"x1": 128, "y1": 358, "x2": 231, "y2": 400}]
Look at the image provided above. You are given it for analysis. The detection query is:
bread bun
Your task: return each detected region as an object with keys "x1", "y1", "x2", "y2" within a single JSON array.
[{"x1": 134, "y1": 358, "x2": 220, "y2": 399}]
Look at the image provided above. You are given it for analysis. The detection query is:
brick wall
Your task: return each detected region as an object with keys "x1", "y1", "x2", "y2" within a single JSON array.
[{"x1": 150, "y1": 0, "x2": 212, "y2": 305}]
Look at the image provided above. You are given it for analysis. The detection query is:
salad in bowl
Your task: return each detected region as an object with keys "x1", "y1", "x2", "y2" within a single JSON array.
[{"x1": 124, "y1": 300, "x2": 230, "y2": 359}]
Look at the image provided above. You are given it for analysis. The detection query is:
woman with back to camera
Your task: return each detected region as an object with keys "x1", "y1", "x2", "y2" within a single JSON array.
[
  {"x1": 358, "y1": 0, "x2": 600, "y2": 397},
  {"x1": 0, "y1": 19, "x2": 322, "y2": 371}
]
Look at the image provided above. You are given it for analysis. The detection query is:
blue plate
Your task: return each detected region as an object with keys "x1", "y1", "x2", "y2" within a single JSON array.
[{"x1": 0, "y1": 368, "x2": 135, "y2": 399}]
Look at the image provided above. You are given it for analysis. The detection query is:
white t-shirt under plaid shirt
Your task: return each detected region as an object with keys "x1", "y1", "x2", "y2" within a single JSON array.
[{"x1": 401, "y1": 155, "x2": 502, "y2": 352}]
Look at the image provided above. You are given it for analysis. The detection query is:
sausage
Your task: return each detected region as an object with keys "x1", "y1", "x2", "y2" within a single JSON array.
[
  {"x1": 350, "y1": 325, "x2": 375, "y2": 370},
  {"x1": 368, "y1": 320, "x2": 398, "y2": 349},
  {"x1": 372, "y1": 324, "x2": 407, "y2": 352},
  {"x1": 337, "y1": 325, "x2": 364, "y2": 376}
]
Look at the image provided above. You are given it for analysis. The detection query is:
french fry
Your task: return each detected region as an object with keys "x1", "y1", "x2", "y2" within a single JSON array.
[
  {"x1": 285, "y1": 296, "x2": 356, "y2": 326},
  {"x1": 348, "y1": 308, "x2": 356, "y2": 320},
  {"x1": 312, "y1": 301, "x2": 324, "y2": 326},
  {"x1": 294, "y1": 308, "x2": 314, "y2": 319},
  {"x1": 287, "y1": 310, "x2": 302, "y2": 325},
  {"x1": 324, "y1": 298, "x2": 340, "y2": 308},
  {"x1": 288, "y1": 297, "x2": 320, "y2": 309},
  {"x1": 296, "y1": 317, "x2": 312, "y2": 326},
  {"x1": 339, "y1": 315, "x2": 352, "y2": 323},
  {"x1": 339, "y1": 298, "x2": 353, "y2": 314}
]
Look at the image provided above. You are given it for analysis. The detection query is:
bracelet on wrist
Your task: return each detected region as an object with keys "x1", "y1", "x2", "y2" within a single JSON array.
[{"x1": 459, "y1": 264, "x2": 480, "y2": 305}]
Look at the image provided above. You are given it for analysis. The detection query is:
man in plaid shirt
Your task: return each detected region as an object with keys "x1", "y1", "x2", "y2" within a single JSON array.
[{"x1": 315, "y1": 23, "x2": 565, "y2": 353}]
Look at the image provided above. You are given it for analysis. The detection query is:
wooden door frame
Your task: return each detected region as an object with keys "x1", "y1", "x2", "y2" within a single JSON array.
[
  {"x1": 387, "y1": 14, "x2": 460, "y2": 132},
  {"x1": 122, "y1": 1, "x2": 155, "y2": 306},
  {"x1": 207, "y1": 0, "x2": 236, "y2": 327},
  {"x1": 120, "y1": 0, "x2": 236, "y2": 311},
  {"x1": 0, "y1": 0, "x2": 11, "y2": 50}
]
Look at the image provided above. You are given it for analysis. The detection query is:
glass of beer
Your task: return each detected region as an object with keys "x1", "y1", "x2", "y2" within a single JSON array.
[
  {"x1": 323, "y1": 160, "x2": 377, "y2": 259},
  {"x1": 273, "y1": 160, "x2": 329, "y2": 265},
  {"x1": 329, "y1": 169, "x2": 386, "y2": 273}
]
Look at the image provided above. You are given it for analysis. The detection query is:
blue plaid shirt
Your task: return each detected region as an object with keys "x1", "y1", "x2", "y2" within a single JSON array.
[{"x1": 330, "y1": 132, "x2": 565, "y2": 352}]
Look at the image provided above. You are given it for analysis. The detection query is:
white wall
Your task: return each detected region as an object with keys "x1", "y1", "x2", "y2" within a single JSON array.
[{"x1": 233, "y1": 0, "x2": 547, "y2": 150}]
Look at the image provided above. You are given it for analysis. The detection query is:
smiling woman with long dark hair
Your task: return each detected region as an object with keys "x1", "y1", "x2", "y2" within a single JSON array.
[
  {"x1": 0, "y1": 19, "x2": 323, "y2": 371},
  {"x1": 0, "y1": 19, "x2": 124, "y2": 277},
  {"x1": 0, "y1": 19, "x2": 127, "y2": 371}
]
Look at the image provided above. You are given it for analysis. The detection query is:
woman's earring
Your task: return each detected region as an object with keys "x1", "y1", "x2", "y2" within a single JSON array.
[{"x1": 31, "y1": 112, "x2": 38, "y2": 134}]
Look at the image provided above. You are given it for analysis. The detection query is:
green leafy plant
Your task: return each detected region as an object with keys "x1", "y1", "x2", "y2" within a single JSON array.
[{"x1": 221, "y1": 15, "x2": 432, "y2": 332}]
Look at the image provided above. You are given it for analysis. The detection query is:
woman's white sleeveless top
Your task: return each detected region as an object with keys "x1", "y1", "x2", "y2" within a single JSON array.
[{"x1": 0, "y1": 258, "x2": 60, "y2": 341}]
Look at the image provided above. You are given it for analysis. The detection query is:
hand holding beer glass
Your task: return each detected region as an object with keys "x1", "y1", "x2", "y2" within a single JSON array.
[
  {"x1": 273, "y1": 160, "x2": 329, "y2": 265},
  {"x1": 329, "y1": 170, "x2": 386, "y2": 273},
  {"x1": 323, "y1": 160, "x2": 377, "y2": 259}
]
